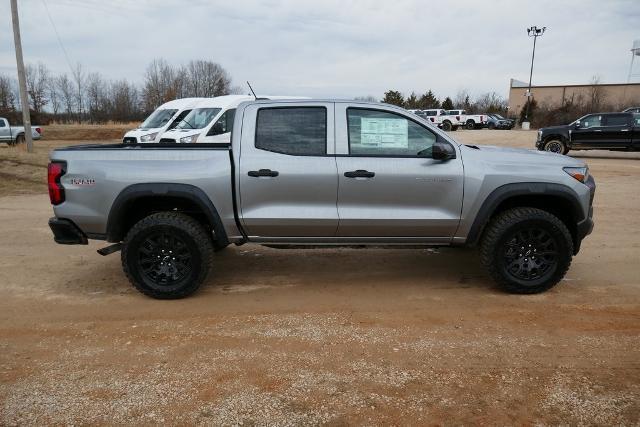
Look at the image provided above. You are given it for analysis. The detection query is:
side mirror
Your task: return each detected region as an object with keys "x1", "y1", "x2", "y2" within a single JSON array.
[
  {"x1": 574, "y1": 122, "x2": 581, "y2": 129},
  {"x1": 431, "y1": 141, "x2": 456, "y2": 160}
]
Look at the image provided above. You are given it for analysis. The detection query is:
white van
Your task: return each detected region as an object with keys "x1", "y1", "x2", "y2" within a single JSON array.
[
  {"x1": 159, "y1": 95, "x2": 308, "y2": 144},
  {"x1": 122, "y1": 98, "x2": 206, "y2": 144}
]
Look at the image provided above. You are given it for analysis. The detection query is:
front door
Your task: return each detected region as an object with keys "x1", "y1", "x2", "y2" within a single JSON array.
[
  {"x1": 570, "y1": 114, "x2": 605, "y2": 148},
  {"x1": 238, "y1": 103, "x2": 339, "y2": 237},
  {"x1": 0, "y1": 119, "x2": 9, "y2": 142},
  {"x1": 334, "y1": 105, "x2": 463, "y2": 240}
]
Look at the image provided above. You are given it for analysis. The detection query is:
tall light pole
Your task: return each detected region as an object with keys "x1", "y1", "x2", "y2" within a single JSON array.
[
  {"x1": 10, "y1": 0, "x2": 33, "y2": 153},
  {"x1": 522, "y1": 25, "x2": 546, "y2": 129}
]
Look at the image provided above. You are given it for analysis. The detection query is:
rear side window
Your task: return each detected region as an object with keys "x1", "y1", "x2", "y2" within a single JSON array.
[
  {"x1": 603, "y1": 114, "x2": 629, "y2": 127},
  {"x1": 256, "y1": 107, "x2": 327, "y2": 155}
]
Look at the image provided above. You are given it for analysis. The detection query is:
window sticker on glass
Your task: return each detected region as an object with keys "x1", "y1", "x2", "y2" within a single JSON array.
[{"x1": 360, "y1": 117, "x2": 408, "y2": 148}]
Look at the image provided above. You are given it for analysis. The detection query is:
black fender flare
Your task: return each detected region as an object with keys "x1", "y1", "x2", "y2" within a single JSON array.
[
  {"x1": 106, "y1": 183, "x2": 228, "y2": 246},
  {"x1": 465, "y1": 182, "x2": 585, "y2": 246}
]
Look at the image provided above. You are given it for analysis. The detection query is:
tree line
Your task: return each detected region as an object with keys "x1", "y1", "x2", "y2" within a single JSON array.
[
  {"x1": 0, "y1": 58, "x2": 237, "y2": 125},
  {"x1": 375, "y1": 89, "x2": 509, "y2": 115}
]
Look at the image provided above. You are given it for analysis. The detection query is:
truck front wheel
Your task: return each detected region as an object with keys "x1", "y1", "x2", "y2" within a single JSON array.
[
  {"x1": 465, "y1": 120, "x2": 475, "y2": 130},
  {"x1": 121, "y1": 212, "x2": 213, "y2": 299},
  {"x1": 441, "y1": 121, "x2": 452, "y2": 131},
  {"x1": 480, "y1": 207, "x2": 573, "y2": 294}
]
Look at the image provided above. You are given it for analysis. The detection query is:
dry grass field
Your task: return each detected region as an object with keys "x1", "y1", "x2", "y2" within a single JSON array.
[{"x1": 1, "y1": 127, "x2": 639, "y2": 424}]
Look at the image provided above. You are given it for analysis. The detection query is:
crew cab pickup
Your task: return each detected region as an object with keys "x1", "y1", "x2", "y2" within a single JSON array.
[
  {"x1": 0, "y1": 117, "x2": 42, "y2": 145},
  {"x1": 417, "y1": 109, "x2": 461, "y2": 131},
  {"x1": 446, "y1": 110, "x2": 487, "y2": 130},
  {"x1": 536, "y1": 112, "x2": 640, "y2": 154},
  {"x1": 48, "y1": 99, "x2": 595, "y2": 299}
]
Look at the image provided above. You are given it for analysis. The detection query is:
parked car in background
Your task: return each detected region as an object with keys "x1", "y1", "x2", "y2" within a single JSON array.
[
  {"x1": 536, "y1": 112, "x2": 640, "y2": 154},
  {"x1": 122, "y1": 98, "x2": 206, "y2": 144},
  {"x1": 623, "y1": 107, "x2": 640, "y2": 113},
  {"x1": 486, "y1": 113, "x2": 515, "y2": 130},
  {"x1": 48, "y1": 98, "x2": 595, "y2": 299},
  {"x1": 0, "y1": 117, "x2": 42, "y2": 145},
  {"x1": 417, "y1": 109, "x2": 461, "y2": 131},
  {"x1": 159, "y1": 95, "x2": 309, "y2": 144},
  {"x1": 446, "y1": 110, "x2": 487, "y2": 130}
]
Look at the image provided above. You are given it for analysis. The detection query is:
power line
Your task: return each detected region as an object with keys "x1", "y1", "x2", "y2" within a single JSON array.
[{"x1": 41, "y1": 0, "x2": 75, "y2": 75}]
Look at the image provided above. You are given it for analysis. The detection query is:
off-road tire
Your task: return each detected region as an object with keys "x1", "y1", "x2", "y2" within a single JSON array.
[
  {"x1": 480, "y1": 207, "x2": 573, "y2": 294},
  {"x1": 121, "y1": 212, "x2": 213, "y2": 299},
  {"x1": 543, "y1": 139, "x2": 569, "y2": 155},
  {"x1": 465, "y1": 120, "x2": 475, "y2": 130},
  {"x1": 441, "y1": 121, "x2": 452, "y2": 131}
]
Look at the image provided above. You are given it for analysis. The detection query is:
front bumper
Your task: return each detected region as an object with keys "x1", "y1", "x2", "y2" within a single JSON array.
[{"x1": 49, "y1": 218, "x2": 88, "y2": 245}]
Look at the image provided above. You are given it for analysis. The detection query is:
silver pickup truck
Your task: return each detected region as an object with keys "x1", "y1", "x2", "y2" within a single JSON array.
[
  {"x1": 0, "y1": 117, "x2": 42, "y2": 145},
  {"x1": 47, "y1": 99, "x2": 595, "y2": 299}
]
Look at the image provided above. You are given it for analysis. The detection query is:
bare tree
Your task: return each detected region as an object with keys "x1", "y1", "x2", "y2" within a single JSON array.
[
  {"x1": 589, "y1": 75, "x2": 605, "y2": 110},
  {"x1": 25, "y1": 62, "x2": 49, "y2": 113},
  {"x1": 56, "y1": 74, "x2": 75, "y2": 122},
  {"x1": 473, "y1": 92, "x2": 508, "y2": 113},
  {"x1": 71, "y1": 62, "x2": 85, "y2": 121},
  {"x1": 0, "y1": 74, "x2": 17, "y2": 113},
  {"x1": 48, "y1": 76, "x2": 60, "y2": 116},
  {"x1": 86, "y1": 72, "x2": 108, "y2": 123},
  {"x1": 110, "y1": 79, "x2": 139, "y2": 122},
  {"x1": 186, "y1": 60, "x2": 232, "y2": 97},
  {"x1": 454, "y1": 89, "x2": 472, "y2": 110}
]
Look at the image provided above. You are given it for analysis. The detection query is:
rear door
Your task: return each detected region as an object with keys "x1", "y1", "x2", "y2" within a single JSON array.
[
  {"x1": 334, "y1": 104, "x2": 463, "y2": 240},
  {"x1": 238, "y1": 102, "x2": 339, "y2": 237},
  {"x1": 599, "y1": 113, "x2": 632, "y2": 149}
]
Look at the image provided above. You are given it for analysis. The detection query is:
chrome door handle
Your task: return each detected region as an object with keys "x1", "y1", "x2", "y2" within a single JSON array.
[{"x1": 621, "y1": 129, "x2": 630, "y2": 132}]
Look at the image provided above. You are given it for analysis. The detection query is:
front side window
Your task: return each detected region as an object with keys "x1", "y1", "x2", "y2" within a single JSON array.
[
  {"x1": 347, "y1": 108, "x2": 437, "y2": 157},
  {"x1": 580, "y1": 115, "x2": 602, "y2": 128},
  {"x1": 207, "y1": 108, "x2": 236, "y2": 136},
  {"x1": 603, "y1": 114, "x2": 629, "y2": 127},
  {"x1": 256, "y1": 107, "x2": 326, "y2": 155},
  {"x1": 634, "y1": 114, "x2": 640, "y2": 126},
  {"x1": 175, "y1": 108, "x2": 221, "y2": 130},
  {"x1": 0, "y1": 120, "x2": 5, "y2": 127},
  {"x1": 140, "y1": 108, "x2": 178, "y2": 129}
]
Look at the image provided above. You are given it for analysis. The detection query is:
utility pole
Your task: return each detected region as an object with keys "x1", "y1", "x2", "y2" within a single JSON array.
[
  {"x1": 522, "y1": 25, "x2": 546, "y2": 130},
  {"x1": 10, "y1": 0, "x2": 34, "y2": 153}
]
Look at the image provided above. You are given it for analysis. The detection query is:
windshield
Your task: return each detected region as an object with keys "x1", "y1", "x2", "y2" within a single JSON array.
[
  {"x1": 175, "y1": 108, "x2": 221, "y2": 130},
  {"x1": 493, "y1": 114, "x2": 505, "y2": 120},
  {"x1": 140, "y1": 109, "x2": 178, "y2": 129}
]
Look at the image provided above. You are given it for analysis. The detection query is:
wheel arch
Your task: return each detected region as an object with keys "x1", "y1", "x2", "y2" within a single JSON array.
[
  {"x1": 106, "y1": 183, "x2": 228, "y2": 247},
  {"x1": 466, "y1": 183, "x2": 585, "y2": 253}
]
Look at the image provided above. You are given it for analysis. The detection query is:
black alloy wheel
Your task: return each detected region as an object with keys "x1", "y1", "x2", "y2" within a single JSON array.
[{"x1": 501, "y1": 227, "x2": 558, "y2": 282}]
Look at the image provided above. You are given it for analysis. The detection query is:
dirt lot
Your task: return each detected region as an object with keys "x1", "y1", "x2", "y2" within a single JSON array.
[{"x1": 1, "y1": 130, "x2": 639, "y2": 424}]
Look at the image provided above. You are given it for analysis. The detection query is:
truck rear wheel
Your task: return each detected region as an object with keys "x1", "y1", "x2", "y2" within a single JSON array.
[
  {"x1": 465, "y1": 120, "x2": 475, "y2": 130},
  {"x1": 480, "y1": 207, "x2": 573, "y2": 294},
  {"x1": 441, "y1": 121, "x2": 452, "y2": 131},
  {"x1": 121, "y1": 212, "x2": 213, "y2": 299},
  {"x1": 15, "y1": 134, "x2": 25, "y2": 145}
]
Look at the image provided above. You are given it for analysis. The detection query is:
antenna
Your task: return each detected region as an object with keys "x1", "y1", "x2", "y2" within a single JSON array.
[{"x1": 247, "y1": 81, "x2": 257, "y2": 100}]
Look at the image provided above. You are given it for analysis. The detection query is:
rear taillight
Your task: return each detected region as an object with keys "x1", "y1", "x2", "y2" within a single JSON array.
[
  {"x1": 35, "y1": 127, "x2": 42, "y2": 134},
  {"x1": 48, "y1": 162, "x2": 66, "y2": 205}
]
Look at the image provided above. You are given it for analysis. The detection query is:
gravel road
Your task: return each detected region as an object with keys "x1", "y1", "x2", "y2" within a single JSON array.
[{"x1": 1, "y1": 130, "x2": 639, "y2": 424}]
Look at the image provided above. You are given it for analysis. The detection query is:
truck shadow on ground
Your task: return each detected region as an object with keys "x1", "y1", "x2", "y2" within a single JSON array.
[{"x1": 61, "y1": 245, "x2": 495, "y2": 298}]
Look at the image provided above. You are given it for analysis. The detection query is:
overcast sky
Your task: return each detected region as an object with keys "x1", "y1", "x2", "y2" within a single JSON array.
[{"x1": 1, "y1": 0, "x2": 639, "y2": 100}]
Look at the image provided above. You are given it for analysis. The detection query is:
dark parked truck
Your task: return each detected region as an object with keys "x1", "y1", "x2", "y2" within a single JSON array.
[
  {"x1": 48, "y1": 99, "x2": 595, "y2": 299},
  {"x1": 536, "y1": 112, "x2": 640, "y2": 154}
]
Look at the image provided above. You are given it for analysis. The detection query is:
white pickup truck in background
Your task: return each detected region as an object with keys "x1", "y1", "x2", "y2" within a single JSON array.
[
  {"x1": 416, "y1": 109, "x2": 461, "y2": 131},
  {"x1": 446, "y1": 110, "x2": 487, "y2": 130},
  {"x1": 0, "y1": 117, "x2": 42, "y2": 145}
]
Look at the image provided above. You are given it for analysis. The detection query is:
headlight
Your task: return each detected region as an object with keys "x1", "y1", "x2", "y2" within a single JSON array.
[
  {"x1": 180, "y1": 134, "x2": 199, "y2": 143},
  {"x1": 537, "y1": 130, "x2": 542, "y2": 141},
  {"x1": 563, "y1": 166, "x2": 589, "y2": 183},
  {"x1": 139, "y1": 132, "x2": 158, "y2": 142}
]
